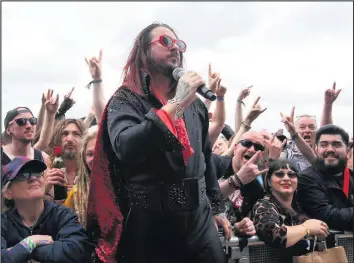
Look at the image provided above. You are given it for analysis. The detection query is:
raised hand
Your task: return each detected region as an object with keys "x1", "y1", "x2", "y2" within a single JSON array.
[
  {"x1": 215, "y1": 79, "x2": 227, "y2": 98},
  {"x1": 41, "y1": 92, "x2": 46, "y2": 105},
  {"x1": 64, "y1": 87, "x2": 76, "y2": 104},
  {"x1": 268, "y1": 134, "x2": 287, "y2": 160},
  {"x1": 208, "y1": 63, "x2": 220, "y2": 93},
  {"x1": 237, "y1": 86, "x2": 252, "y2": 102},
  {"x1": 280, "y1": 106, "x2": 296, "y2": 136},
  {"x1": 244, "y1": 96, "x2": 267, "y2": 125},
  {"x1": 85, "y1": 49, "x2": 102, "y2": 81},
  {"x1": 44, "y1": 89, "x2": 59, "y2": 115},
  {"x1": 324, "y1": 82, "x2": 341, "y2": 105},
  {"x1": 236, "y1": 151, "x2": 269, "y2": 185}
]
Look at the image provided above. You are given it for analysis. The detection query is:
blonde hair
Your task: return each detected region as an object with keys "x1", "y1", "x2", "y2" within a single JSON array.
[
  {"x1": 73, "y1": 129, "x2": 97, "y2": 228},
  {"x1": 1, "y1": 182, "x2": 14, "y2": 212}
]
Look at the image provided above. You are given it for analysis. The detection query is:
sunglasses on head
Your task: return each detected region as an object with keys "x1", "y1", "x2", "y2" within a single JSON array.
[
  {"x1": 12, "y1": 172, "x2": 44, "y2": 182},
  {"x1": 239, "y1": 139, "x2": 265, "y2": 152},
  {"x1": 295, "y1": 115, "x2": 316, "y2": 121},
  {"x1": 11, "y1": 117, "x2": 37, "y2": 127},
  {"x1": 273, "y1": 171, "x2": 298, "y2": 179},
  {"x1": 150, "y1": 35, "x2": 187, "y2": 53}
]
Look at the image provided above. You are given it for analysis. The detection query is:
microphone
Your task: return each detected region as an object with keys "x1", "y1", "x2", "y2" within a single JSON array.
[{"x1": 172, "y1": 68, "x2": 217, "y2": 101}]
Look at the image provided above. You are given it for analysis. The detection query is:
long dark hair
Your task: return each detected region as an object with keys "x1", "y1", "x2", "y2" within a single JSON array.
[
  {"x1": 121, "y1": 22, "x2": 184, "y2": 95},
  {"x1": 264, "y1": 159, "x2": 308, "y2": 222}
]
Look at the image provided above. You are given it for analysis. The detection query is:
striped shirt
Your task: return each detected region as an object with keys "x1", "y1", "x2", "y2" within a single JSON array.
[{"x1": 282, "y1": 140, "x2": 311, "y2": 172}]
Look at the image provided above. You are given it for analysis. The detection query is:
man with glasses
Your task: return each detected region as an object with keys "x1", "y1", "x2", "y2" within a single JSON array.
[
  {"x1": 1, "y1": 107, "x2": 49, "y2": 166},
  {"x1": 87, "y1": 23, "x2": 225, "y2": 263},
  {"x1": 216, "y1": 131, "x2": 269, "y2": 240}
]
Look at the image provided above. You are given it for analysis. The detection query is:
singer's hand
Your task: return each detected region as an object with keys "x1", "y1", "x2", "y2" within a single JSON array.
[{"x1": 173, "y1": 71, "x2": 205, "y2": 109}]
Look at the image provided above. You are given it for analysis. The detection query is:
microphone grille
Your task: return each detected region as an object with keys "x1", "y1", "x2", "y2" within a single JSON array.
[{"x1": 172, "y1": 67, "x2": 184, "y2": 80}]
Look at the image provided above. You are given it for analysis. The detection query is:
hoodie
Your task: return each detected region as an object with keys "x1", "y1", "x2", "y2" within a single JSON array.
[{"x1": 1, "y1": 200, "x2": 93, "y2": 263}]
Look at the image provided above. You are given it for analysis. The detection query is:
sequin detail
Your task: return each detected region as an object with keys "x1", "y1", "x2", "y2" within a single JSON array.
[{"x1": 86, "y1": 89, "x2": 124, "y2": 263}]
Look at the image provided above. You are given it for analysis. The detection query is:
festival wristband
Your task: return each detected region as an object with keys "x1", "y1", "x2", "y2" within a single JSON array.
[{"x1": 20, "y1": 237, "x2": 37, "y2": 253}]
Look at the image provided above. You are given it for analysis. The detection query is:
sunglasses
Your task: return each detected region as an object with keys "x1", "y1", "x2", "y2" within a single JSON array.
[
  {"x1": 12, "y1": 172, "x2": 44, "y2": 182},
  {"x1": 295, "y1": 115, "x2": 316, "y2": 121},
  {"x1": 150, "y1": 35, "x2": 187, "y2": 53},
  {"x1": 239, "y1": 139, "x2": 265, "y2": 152},
  {"x1": 273, "y1": 171, "x2": 298, "y2": 179},
  {"x1": 11, "y1": 117, "x2": 37, "y2": 127}
]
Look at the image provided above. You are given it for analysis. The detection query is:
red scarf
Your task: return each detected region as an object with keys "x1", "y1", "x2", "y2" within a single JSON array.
[
  {"x1": 343, "y1": 167, "x2": 350, "y2": 198},
  {"x1": 153, "y1": 91, "x2": 194, "y2": 165},
  {"x1": 86, "y1": 90, "x2": 123, "y2": 263}
]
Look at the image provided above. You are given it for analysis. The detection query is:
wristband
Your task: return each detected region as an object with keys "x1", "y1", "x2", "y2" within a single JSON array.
[
  {"x1": 301, "y1": 224, "x2": 311, "y2": 238},
  {"x1": 216, "y1": 97, "x2": 224, "y2": 101},
  {"x1": 228, "y1": 176, "x2": 239, "y2": 190},
  {"x1": 86, "y1": 79, "x2": 102, "y2": 89},
  {"x1": 241, "y1": 121, "x2": 251, "y2": 130},
  {"x1": 233, "y1": 173, "x2": 244, "y2": 188},
  {"x1": 20, "y1": 237, "x2": 37, "y2": 253},
  {"x1": 237, "y1": 100, "x2": 245, "y2": 106}
]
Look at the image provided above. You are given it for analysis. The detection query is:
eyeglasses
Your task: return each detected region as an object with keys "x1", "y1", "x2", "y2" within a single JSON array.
[
  {"x1": 11, "y1": 117, "x2": 37, "y2": 127},
  {"x1": 273, "y1": 171, "x2": 298, "y2": 179},
  {"x1": 239, "y1": 139, "x2": 265, "y2": 152},
  {"x1": 150, "y1": 35, "x2": 187, "y2": 53},
  {"x1": 13, "y1": 172, "x2": 44, "y2": 182}
]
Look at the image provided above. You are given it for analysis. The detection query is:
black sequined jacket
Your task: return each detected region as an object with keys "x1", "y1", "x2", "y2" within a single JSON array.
[{"x1": 106, "y1": 73, "x2": 223, "y2": 216}]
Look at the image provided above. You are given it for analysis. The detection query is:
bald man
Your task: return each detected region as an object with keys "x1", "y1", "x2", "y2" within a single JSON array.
[{"x1": 216, "y1": 131, "x2": 267, "y2": 235}]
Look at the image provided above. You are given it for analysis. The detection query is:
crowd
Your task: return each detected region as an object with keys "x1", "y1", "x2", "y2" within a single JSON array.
[{"x1": 1, "y1": 22, "x2": 353, "y2": 263}]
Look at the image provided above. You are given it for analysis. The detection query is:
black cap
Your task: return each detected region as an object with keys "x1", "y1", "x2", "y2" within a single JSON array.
[{"x1": 4, "y1": 107, "x2": 34, "y2": 129}]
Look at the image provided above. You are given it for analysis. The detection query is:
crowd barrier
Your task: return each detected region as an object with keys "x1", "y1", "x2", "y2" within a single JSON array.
[{"x1": 220, "y1": 230, "x2": 353, "y2": 263}]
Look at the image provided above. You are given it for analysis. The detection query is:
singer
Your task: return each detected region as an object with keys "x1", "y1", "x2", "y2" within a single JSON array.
[{"x1": 87, "y1": 23, "x2": 226, "y2": 263}]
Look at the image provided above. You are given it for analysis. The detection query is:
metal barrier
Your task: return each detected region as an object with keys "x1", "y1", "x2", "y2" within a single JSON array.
[{"x1": 220, "y1": 231, "x2": 353, "y2": 263}]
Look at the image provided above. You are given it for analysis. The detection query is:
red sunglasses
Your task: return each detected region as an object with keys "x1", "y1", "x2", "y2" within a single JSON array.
[{"x1": 150, "y1": 35, "x2": 187, "y2": 53}]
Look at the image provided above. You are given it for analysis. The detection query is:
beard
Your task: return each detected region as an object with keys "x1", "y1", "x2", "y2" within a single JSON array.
[
  {"x1": 62, "y1": 151, "x2": 77, "y2": 160},
  {"x1": 12, "y1": 133, "x2": 33, "y2": 145},
  {"x1": 146, "y1": 54, "x2": 175, "y2": 78},
  {"x1": 146, "y1": 53, "x2": 180, "y2": 96},
  {"x1": 316, "y1": 156, "x2": 347, "y2": 175}
]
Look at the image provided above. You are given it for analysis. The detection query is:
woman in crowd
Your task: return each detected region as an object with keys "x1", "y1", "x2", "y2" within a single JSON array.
[
  {"x1": 252, "y1": 159, "x2": 329, "y2": 263},
  {"x1": 63, "y1": 128, "x2": 97, "y2": 228},
  {"x1": 1, "y1": 157, "x2": 92, "y2": 263}
]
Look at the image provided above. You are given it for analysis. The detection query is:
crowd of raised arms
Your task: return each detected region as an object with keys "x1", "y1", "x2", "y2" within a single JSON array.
[{"x1": 1, "y1": 22, "x2": 353, "y2": 263}]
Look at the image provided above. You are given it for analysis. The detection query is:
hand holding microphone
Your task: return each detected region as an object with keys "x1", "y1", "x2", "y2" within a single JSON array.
[
  {"x1": 172, "y1": 68, "x2": 217, "y2": 101},
  {"x1": 165, "y1": 68, "x2": 216, "y2": 120}
]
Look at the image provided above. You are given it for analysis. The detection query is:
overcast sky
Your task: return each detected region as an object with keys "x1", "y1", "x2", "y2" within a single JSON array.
[{"x1": 2, "y1": 2, "x2": 353, "y2": 136}]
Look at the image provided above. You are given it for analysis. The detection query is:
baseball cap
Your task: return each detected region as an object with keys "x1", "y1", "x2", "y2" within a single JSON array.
[
  {"x1": 4, "y1": 107, "x2": 34, "y2": 129},
  {"x1": 2, "y1": 157, "x2": 47, "y2": 188}
]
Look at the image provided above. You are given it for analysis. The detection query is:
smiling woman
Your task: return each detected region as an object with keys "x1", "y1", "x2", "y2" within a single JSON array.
[{"x1": 252, "y1": 159, "x2": 329, "y2": 263}]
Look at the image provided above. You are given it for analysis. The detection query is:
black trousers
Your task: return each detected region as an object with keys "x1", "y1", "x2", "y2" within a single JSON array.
[{"x1": 116, "y1": 197, "x2": 226, "y2": 263}]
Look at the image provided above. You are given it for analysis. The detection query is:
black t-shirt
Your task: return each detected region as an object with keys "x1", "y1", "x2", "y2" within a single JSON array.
[
  {"x1": 1, "y1": 147, "x2": 44, "y2": 166},
  {"x1": 212, "y1": 153, "x2": 233, "y2": 179}
]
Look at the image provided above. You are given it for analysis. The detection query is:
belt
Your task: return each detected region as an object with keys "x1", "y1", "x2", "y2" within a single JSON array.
[{"x1": 126, "y1": 178, "x2": 206, "y2": 212}]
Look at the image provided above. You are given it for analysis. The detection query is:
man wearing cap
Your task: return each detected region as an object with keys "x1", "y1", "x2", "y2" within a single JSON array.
[
  {"x1": 1, "y1": 107, "x2": 49, "y2": 166},
  {"x1": 1, "y1": 157, "x2": 93, "y2": 263}
]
